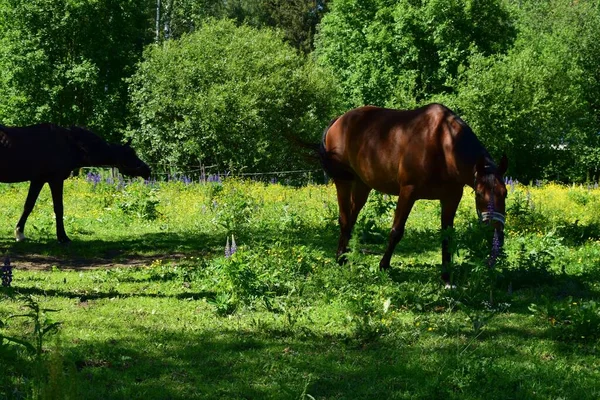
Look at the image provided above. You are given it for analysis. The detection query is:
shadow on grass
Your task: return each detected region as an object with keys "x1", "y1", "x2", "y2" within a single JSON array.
[
  {"x1": 553, "y1": 220, "x2": 600, "y2": 246},
  {"x1": 1, "y1": 286, "x2": 216, "y2": 303},
  {"x1": 4, "y1": 322, "x2": 599, "y2": 400},
  {"x1": 0, "y1": 222, "x2": 444, "y2": 270}
]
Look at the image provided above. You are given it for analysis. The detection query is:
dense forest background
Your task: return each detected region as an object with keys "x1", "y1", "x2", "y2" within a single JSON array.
[{"x1": 0, "y1": 0, "x2": 599, "y2": 181}]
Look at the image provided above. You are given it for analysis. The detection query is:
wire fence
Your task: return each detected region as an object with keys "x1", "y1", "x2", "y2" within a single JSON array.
[{"x1": 80, "y1": 165, "x2": 328, "y2": 186}]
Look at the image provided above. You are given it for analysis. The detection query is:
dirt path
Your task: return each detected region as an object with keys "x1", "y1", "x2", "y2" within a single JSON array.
[{"x1": 9, "y1": 253, "x2": 189, "y2": 271}]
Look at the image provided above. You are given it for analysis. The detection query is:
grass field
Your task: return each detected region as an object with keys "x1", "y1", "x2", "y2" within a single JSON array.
[{"x1": 1, "y1": 176, "x2": 600, "y2": 399}]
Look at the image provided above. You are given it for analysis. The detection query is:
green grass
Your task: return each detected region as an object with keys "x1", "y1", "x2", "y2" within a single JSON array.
[{"x1": 1, "y1": 178, "x2": 600, "y2": 399}]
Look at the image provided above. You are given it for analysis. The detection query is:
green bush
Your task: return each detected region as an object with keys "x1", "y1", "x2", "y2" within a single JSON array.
[{"x1": 128, "y1": 19, "x2": 340, "y2": 174}]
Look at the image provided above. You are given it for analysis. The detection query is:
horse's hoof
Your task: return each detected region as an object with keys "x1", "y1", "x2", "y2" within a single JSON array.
[
  {"x1": 444, "y1": 283, "x2": 457, "y2": 290},
  {"x1": 379, "y1": 261, "x2": 390, "y2": 270},
  {"x1": 15, "y1": 230, "x2": 26, "y2": 242}
]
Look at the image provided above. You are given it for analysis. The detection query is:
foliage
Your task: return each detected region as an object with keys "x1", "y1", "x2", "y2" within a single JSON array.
[
  {"x1": 2, "y1": 1, "x2": 600, "y2": 182},
  {"x1": 354, "y1": 192, "x2": 396, "y2": 243},
  {"x1": 225, "y1": 0, "x2": 328, "y2": 54},
  {"x1": 446, "y1": 0, "x2": 600, "y2": 181},
  {"x1": 115, "y1": 181, "x2": 160, "y2": 222},
  {"x1": 158, "y1": 0, "x2": 327, "y2": 53},
  {"x1": 530, "y1": 297, "x2": 600, "y2": 341},
  {"x1": 128, "y1": 19, "x2": 340, "y2": 174},
  {"x1": 314, "y1": 0, "x2": 515, "y2": 108},
  {"x1": 0, "y1": 294, "x2": 64, "y2": 399},
  {"x1": 315, "y1": 0, "x2": 600, "y2": 182},
  {"x1": 0, "y1": 0, "x2": 154, "y2": 141},
  {"x1": 210, "y1": 179, "x2": 257, "y2": 234}
]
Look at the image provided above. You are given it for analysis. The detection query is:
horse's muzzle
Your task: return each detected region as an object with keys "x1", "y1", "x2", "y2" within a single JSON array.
[{"x1": 120, "y1": 164, "x2": 151, "y2": 180}]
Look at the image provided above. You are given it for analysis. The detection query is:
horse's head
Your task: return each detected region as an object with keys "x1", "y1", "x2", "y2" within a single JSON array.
[
  {"x1": 113, "y1": 140, "x2": 151, "y2": 179},
  {"x1": 474, "y1": 154, "x2": 508, "y2": 247}
]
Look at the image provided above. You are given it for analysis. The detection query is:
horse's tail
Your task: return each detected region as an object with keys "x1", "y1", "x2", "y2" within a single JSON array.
[
  {"x1": 318, "y1": 118, "x2": 354, "y2": 181},
  {"x1": 286, "y1": 117, "x2": 354, "y2": 181}
]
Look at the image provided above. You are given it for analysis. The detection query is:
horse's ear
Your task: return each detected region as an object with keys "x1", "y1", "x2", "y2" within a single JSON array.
[{"x1": 498, "y1": 153, "x2": 508, "y2": 176}]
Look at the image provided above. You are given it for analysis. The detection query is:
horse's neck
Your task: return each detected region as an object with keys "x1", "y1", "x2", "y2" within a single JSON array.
[
  {"x1": 453, "y1": 132, "x2": 493, "y2": 189},
  {"x1": 79, "y1": 144, "x2": 119, "y2": 168}
]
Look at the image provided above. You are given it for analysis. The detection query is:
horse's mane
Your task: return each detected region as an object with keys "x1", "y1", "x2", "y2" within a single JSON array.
[{"x1": 451, "y1": 117, "x2": 497, "y2": 174}]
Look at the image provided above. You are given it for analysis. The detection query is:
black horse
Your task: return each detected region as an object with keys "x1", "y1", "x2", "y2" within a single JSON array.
[{"x1": 0, "y1": 123, "x2": 151, "y2": 243}]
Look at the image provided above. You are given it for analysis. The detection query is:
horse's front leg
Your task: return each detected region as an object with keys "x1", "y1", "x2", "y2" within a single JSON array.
[
  {"x1": 379, "y1": 185, "x2": 416, "y2": 270},
  {"x1": 15, "y1": 180, "x2": 45, "y2": 242},
  {"x1": 48, "y1": 179, "x2": 70, "y2": 244},
  {"x1": 440, "y1": 191, "x2": 462, "y2": 288}
]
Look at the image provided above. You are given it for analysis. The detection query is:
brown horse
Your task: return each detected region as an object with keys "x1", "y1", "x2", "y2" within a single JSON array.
[
  {"x1": 0, "y1": 123, "x2": 151, "y2": 243},
  {"x1": 318, "y1": 103, "x2": 507, "y2": 286}
]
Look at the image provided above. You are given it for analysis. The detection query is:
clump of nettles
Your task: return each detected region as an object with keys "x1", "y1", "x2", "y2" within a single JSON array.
[
  {"x1": 1, "y1": 255, "x2": 12, "y2": 287},
  {"x1": 225, "y1": 235, "x2": 237, "y2": 258}
]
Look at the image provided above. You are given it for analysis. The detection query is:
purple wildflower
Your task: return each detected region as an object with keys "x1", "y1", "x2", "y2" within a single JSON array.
[
  {"x1": 207, "y1": 174, "x2": 222, "y2": 183},
  {"x1": 1, "y1": 255, "x2": 12, "y2": 287},
  {"x1": 526, "y1": 190, "x2": 535, "y2": 211},
  {"x1": 506, "y1": 177, "x2": 516, "y2": 193},
  {"x1": 182, "y1": 175, "x2": 192, "y2": 185},
  {"x1": 231, "y1": 235, "x2": 237, "y2": 255},
  {"x1": 270, "y1": 177, "x2": 277, "y2": 184},
  {"x1": 488, "y1": 230, "x2": 501, "y2": 268},
  {"x1": 225, "y1": 236, "x2": 231, "y2": 258},
  {"x1": 225, "y1": 235, "x2": 237, "y2": 259},
  {"x1": 116, "y1": 175, "x2": 125, "y2": 190},
  {"x1": 86, "y1": 172, "x2": 102, "y2": 186},
  {"x1": 144, "y1": 177, "x2": 157, "y2": 186}
]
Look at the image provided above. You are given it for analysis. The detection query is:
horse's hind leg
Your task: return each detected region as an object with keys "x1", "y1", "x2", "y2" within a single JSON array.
[
  {"x1": 48, "y1": 179, "x2": 70, "y2": 243},
  {"x1": 350, "y1": 180, "x2": 371, "y2": 225},
  {"x1": 15, "y1": 180, "x2": 45, "y2": 242},
  {"x1": 334, "y1": 179, "x2": 371, "y2": 263},
  {"x1": 334, "y1": 180, "x2": 353, "y2": 262},
  {"x1": 379, "y1": 185, "x2": 416, "y2": 270}
]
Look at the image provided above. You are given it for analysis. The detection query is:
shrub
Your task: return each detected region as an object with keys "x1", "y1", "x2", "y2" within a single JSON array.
[{"x1": 128, "y1": 19, "x2": 340, "y2": 174}]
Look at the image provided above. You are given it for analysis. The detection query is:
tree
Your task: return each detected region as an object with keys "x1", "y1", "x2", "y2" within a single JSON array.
[
  {"x1": 445, "y1": 0, "x2": 600, "y2": 181},
  {"x1": 157, "y1": 0, "x2": 327, "y2": 53},
  {"x1": 314, "y1": 0, "x2": 515, "y2": 109},
  {"x1": 128, "y1": 19, "x2": 341, "y2": 174},
  {"x1": 229, "y1": 0, "x2": 328, "y2": 54},
  {"x1": 0, "y1": 0, "x2": 154, "y2": 140}
]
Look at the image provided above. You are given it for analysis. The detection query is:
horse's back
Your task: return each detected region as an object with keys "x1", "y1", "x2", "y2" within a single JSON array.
[
  {"x1": 324, "y1": 104, "x2": 468, "y2": 195},
  {"x1": 0, "y1": 123, "x2": 73, "y2": 183}
]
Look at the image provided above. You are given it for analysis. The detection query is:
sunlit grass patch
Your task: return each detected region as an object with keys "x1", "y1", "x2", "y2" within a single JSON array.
[{"x1": 1, "y1": 178, "x2": 600, "y2": 399}]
